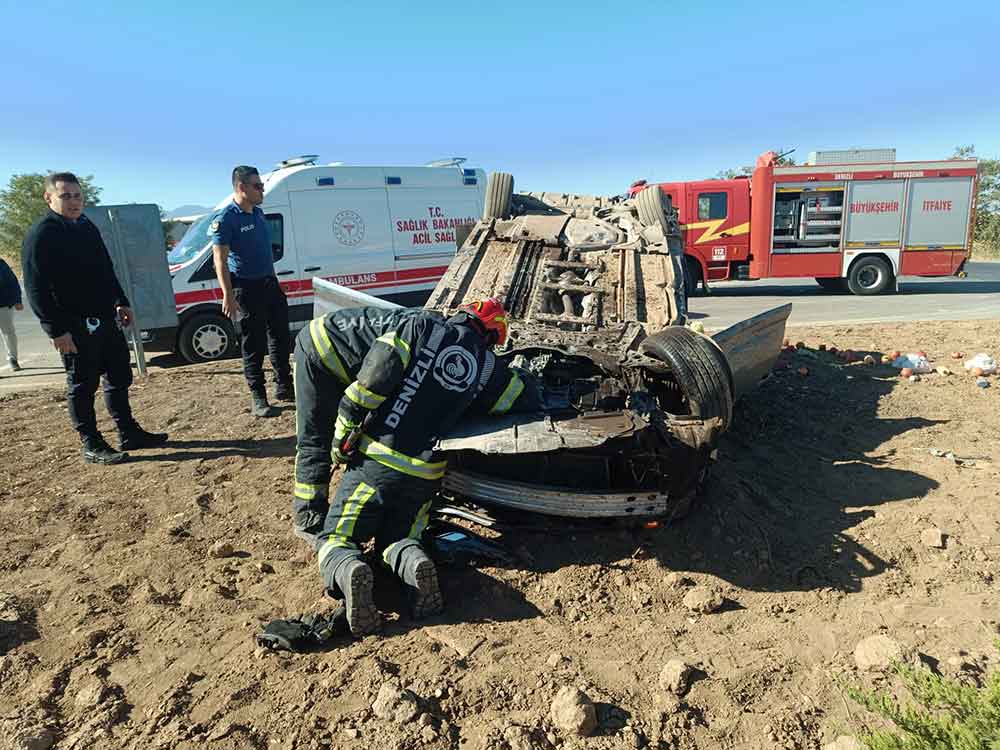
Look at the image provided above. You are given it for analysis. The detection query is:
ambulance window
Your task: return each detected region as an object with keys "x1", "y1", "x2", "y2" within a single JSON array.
[
  {"x1": 266, "y1": 214, "x2": 284, "y2": 261},
  {"x1": 697, "y1": 192, "x2": 727, "y2": 220}
]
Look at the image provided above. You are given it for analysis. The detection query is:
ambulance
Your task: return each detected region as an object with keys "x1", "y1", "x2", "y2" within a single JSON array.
[{"x1": 146, "y1": 156, "x2": 487, "y2": 362}]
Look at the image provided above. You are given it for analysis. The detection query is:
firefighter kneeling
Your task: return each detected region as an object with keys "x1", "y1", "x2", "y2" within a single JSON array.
[{"x1": 313, "y1": 299, "x2": 510, "y2": 636}]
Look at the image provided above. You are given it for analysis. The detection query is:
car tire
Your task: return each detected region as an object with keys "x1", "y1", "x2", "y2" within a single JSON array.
[
  {"x1": 684, "y1": 256, "x2": 703, "y2": 297},
  {"x1": 815, "y1": 277, "x2": 848, "y2": 293},
  {"x1": 847, "y1": 256, "x2": 893, "y2": 295},
  {"x1": 483, "y1": 172, "x2": 513, "y2": 220},
  {"x1": 640, "y1": 326, "x2": 735, "y2": 431},
  {"x1": 635, "y1": 185, "x2": 669, "y2": 230},
  {"x1": 178, "y1": 312, "x2": 238, "y2": 364}
]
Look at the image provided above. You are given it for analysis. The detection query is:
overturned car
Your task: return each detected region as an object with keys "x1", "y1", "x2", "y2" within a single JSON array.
[{"x1": 317, "y1": 174, "x2": 790, "y2": 521}]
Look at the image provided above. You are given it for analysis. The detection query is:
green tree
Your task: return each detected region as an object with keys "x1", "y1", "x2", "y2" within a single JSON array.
[
  {"x1": 716, "y1": 148, "x2": 797, "y2": 179},
  {"x1": 0, "y1": 172, "x2": 102, "y2": 265},
  {"x1": 953, "y1": 145, "x2": 1000, "y2": 257}
]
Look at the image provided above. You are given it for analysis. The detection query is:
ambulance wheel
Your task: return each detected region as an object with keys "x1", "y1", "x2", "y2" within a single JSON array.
[
  {"x1": 179, "y1": 313, "x2": 238, "y2": 363},
  {"x1": 483, "y1": 172, "x2": 513, "y2": 220},
  {"x1": 847, "y1": 256, "x2": 893, "y2": 295},
  {"x1": 640, "y1": 326, "x2": 734, "y2": 432}
]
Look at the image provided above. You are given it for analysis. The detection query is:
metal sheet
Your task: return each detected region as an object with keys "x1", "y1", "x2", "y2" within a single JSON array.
[
  {"x1": 711, "y1": 304, "x2": 791, "y2": 399},
  {"x1": 437, "y1": 411, "x2": 644, "y2": 453},
  {"x1": 85, "y1": 204, "x2": 177, "y2": 330},
  {"x1": 442, "y1": 470, "x2": 671, "y2": 518},
  {"x1": 312, "y1": 277, "x2": 402, "y2": 317}
]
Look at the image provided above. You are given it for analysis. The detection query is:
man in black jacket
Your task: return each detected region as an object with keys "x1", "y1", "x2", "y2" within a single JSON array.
[{"x1": 22, "y1": 172, "x2": 167, "y2": 464}]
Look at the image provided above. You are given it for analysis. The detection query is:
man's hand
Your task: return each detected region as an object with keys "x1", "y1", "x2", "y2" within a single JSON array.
[
  {"x1": 116, "y1": 306, "x2": 134, "y2": 328},
  {"x1": 222, "y1": 293, "x2": 240, "y2": 320},
  {"x1": 14, "y1": 303, "x2": 23, "y2": 311},
  {"x1": 52, "y1": 333, "x2": 77, "y2": 354}
]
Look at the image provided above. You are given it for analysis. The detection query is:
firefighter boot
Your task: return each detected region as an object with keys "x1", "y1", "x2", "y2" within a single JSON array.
[
  {"x1": 331, "y1": 558, "x2": 380, "y2": 636},
  {"x1": 397, "y1": 544, "x2": 444, "y2": 619}
]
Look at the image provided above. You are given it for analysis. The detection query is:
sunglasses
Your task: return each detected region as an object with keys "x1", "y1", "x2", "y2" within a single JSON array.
[{"x1": 248, "y1": 182, "x2": 265, "y2": 191}]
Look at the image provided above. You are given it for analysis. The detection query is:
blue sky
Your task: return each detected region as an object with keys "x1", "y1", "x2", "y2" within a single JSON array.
[{"x1": 1, "y1": 0, "x2": 996, "y2": 211}]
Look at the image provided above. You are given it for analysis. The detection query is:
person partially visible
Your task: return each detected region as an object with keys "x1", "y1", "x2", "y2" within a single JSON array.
[
  {"x1": 210, "y1": 166, "x2": 293, "y2": 418},
  {"x1": 0, "y1": 256, "x2": 22, "y2": 372},
  {"x1": 22, "y1": 172, "x2": 168, "y2": 464}
]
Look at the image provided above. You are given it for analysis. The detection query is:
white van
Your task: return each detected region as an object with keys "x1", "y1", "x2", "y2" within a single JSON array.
[{"x1": 146, "y1": 156, "x2": 486, "y2": 362}]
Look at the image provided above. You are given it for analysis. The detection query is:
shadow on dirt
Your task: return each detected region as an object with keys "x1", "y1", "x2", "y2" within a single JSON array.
[
  {"x1": 127, "y1": 436, "x2": 295, "y2": 463},
  {"x1": 456, "y1": 350, "x2": 941, "y2": 595}
]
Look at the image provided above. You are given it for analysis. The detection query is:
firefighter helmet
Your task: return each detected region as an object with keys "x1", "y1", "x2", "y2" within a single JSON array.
[{"x1": 459, "y1": 298, "x2": 509, "y2": 346}]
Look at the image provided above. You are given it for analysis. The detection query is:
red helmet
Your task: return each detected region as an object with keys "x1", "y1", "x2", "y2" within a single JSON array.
[{"x1": 459, "y1": 297, "x2": 509, "y2": 346}]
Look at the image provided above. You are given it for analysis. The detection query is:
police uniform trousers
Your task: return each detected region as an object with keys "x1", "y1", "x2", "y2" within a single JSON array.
[
  {"x1": 60, "y1": 318, "x2": 135, "y2": 441},
  {"x1": 316, "y1": 459, "x2": 437, "y2": 599},
  {"x1": 292, "y1": 338, "x2": 346, "y2": 533},
  {"x1": 232, "y1": 275, "x2": 291, "y2": 393}
]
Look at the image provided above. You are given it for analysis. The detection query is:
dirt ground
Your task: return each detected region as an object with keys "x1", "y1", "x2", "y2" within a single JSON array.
[{"x1": 1, "y1": 319, "x2": 998, "y2": 750}]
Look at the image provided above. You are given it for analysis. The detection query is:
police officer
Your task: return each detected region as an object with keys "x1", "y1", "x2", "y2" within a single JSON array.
[
  {"x1": 210, "y1": 166, "x2": 292, "y2": 418},
  {"x1": 314, "y1": 299, "x2": 511, "y2": 635},
  {"x1": 22, "y1": 172, "x2": 168, "y2": 464}
]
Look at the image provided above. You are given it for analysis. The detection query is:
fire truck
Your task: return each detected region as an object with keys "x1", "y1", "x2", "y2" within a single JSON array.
[{"x1": 631, "y1": 149, "x2": 978, "y2": 295}]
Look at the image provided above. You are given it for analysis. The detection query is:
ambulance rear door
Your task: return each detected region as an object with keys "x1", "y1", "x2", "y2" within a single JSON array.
[
  {"x1": 387, "y1": 167, "x2": 485, "y2": 307},
  {"x1": 287, "y1": 168, "x2": 397, "y2": 314}
]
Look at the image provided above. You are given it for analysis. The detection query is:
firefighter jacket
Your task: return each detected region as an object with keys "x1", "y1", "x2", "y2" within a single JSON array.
[
  {"x1": 300, "y1": 306, "x2": 420, "y2": 385},
  {"x1": 336, "y1": 312, "x2": 495, "y2": 481}
]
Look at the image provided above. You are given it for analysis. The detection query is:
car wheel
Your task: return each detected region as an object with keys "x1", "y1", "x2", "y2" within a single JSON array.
[
  {"x1": 640, "y1": 326, "x2": 735, "y2": 431},
  {"x1": 847, "y1": 256, "x2": 893, "y2": 295},
  {"x1": 483, "y1": 172, "x2": 513, "y2": 220},
  {"x1": 178, "y1": 312, "x2": 237, "y2": 363},
  {"x1": 635, "y1": 185, "x2": 669, "y2": 230},
  {"x1": 815, "y1": 277, "x2": 848, "y2": 293},
  {"x1": 685, "y1": 256, "x2": 704, "y2": 297}
]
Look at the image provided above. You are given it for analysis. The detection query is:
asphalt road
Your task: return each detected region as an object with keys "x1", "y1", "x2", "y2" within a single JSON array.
[
  {"x1": 689, "y1": 260, "x2": 1000, "y2": 331},
  {"x1": 3, "y1": 261, "x2": 998, "y2": 394}
]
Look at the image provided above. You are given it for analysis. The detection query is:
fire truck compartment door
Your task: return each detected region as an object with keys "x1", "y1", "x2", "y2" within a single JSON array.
[
  {"x1": 904, "y1": 178, "x2": 973, "y2": 248},
  {"x1": 845, "y1": 181, "x2": 904, "y2": 247}
]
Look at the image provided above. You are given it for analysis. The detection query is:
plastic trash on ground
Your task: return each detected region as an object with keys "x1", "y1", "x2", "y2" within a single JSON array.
[
  {"x1": 964, "y1": 353, "x2": 997, "y2": 375},
  {"x1": 891, "y1": 353, "x2": 932, "y2": 374}
]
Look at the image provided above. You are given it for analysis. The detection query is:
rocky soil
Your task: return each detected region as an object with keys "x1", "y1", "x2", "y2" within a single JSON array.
[{"x1": 1, "y1": 319, "x2": 998, "y2": 750}]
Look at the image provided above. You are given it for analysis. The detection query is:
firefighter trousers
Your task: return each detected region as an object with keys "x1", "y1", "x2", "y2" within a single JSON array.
[
  {"x1": 292, "y1": 341, "x2": 346, "y2": 534},
  {"x1": 316, "y1": 459, "x2": 437, "y2": 599}
]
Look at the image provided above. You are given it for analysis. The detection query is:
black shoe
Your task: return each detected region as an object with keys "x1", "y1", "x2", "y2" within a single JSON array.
[
  {"x1": 83, "y1": 438, "x2": 128, "y2": 465},
  {"x1": 275, "y1": 381, "x2": 295, "y2": 403},
  {"x1": 398, "y1": 546, "x2": 444, "y2": 619},
  {"x1": 335, "y1": 559, "x2": 380, "y2": 636},
  {"x1": 8, "y1": 358, "x2": 20, "y2": 372},
  {"x1": 118, "y1": 426, "x2": 169, "y2": 451},
  {"x1": 251, "y1": 392, "x2": 279, "y2": 418}
]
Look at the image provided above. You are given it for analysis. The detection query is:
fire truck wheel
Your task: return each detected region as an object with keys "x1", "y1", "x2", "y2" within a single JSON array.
[
  {"x1": 684, "y1": 256, "x2": 704, "y2": 296},
  {"x1": 640, "y1": 325, "x2": 735, "y2": 432},
  {"x1": 635, "y1": 185, "x2": 669, "y2": 230},
  {"x1": 483, "y1": 172, "x2": 513, "y2": 220},
  {"x1": 815, "y1": 277, "x2": 848, "y2": 293},
  {"x1": 178, "y1": 312, "x2": 238, "y2": 364},
  {"x1": 847, "y1": 256, "x2": 893, "y2": 295}
]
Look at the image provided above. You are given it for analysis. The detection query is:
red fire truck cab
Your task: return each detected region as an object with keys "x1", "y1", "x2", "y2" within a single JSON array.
[{"x1": 636, "y1": 151, "x2": 978, "y2": 295}]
